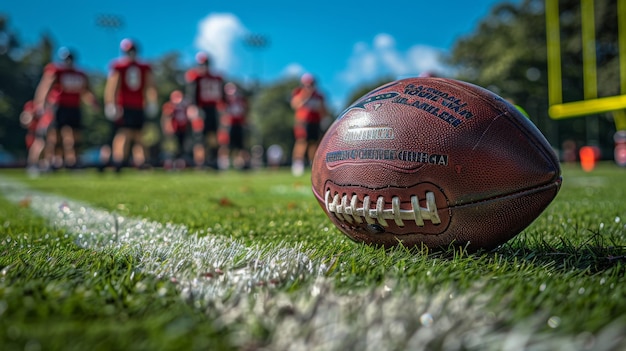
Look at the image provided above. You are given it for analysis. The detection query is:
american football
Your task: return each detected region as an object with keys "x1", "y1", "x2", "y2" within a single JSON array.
[{"x1": 311, "y1": 77, "x2": 562, "y2": 251}]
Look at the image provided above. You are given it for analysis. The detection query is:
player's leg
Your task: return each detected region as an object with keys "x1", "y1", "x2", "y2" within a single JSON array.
[
  {"x1": 174, "y1": 131, "x2": 186, "y2": 170},
  {"x1": 292, "y1": 121, "x2": 308, "y2": 176},
  {"x1": 98, "y1": 144, "x2": 111, "y2": 172},
  {"x1": 98, "y1": 121, "x2": 116, "y2": 172},
  {"x1": 26, "y1": 136, "x2": 45, "y2": 177},
  {"x1": 131, "y1": 129, "x2": 146, "y2": 168},
  {"x1": 230, "y1": 124, "x2": 248, "y2": 170},
  {"x1": 60, "y1": 125, "x2": 77, "y2": 168},
  {"x1": 112, "y1": 128, "x2": 130, "y2": 172},
  {"x1": 203, "y1": 106, "x2": 219, "y2": 168},
  {"x1": 305, "y1": 121, "x2": 321, "y2": 166},
  {"x1": 291, "y1": 139, "x2": 307, "y2": 176},
  {"x1": 217, "y1": 125, "x2": 230, "y2": 170},
  {"x1": 60, "y1": 107, "x2": 82, "y2": 168},
  {"x1": 45, "y1": 125, "x2": 63, "y2": 171},
  {"x1": 192, "y1": 138, "x2": 205, "y2": 168}
]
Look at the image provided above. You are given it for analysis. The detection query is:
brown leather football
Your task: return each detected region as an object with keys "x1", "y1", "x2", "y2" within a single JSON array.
[{"x1": 311, "y1": 77, "x2": 562, "y2": 251}]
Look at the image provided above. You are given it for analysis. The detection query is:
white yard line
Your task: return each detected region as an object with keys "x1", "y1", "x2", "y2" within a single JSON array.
[
  {"x1": 1, "y1": 176, "x2": 618, "y2": 351},
  {"x1": 0, "y1": 176, "x2": 323, "y2": 301}
]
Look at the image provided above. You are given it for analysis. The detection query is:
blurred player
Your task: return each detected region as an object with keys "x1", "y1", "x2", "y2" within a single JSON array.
[
  {"x1": 290, "y1": 73, "x2": 327, "y2": 176},
  {"x1": 104, "y1": 38, "x2": 158, "y2": 173},
  {"x1": 19, "y1": 100, "x2": 53, "y2": 176},
  {"x1": 33, "y1": 47, "x2": 98, "y2": 170},
  {"x1": 217, "y1": 82, "x2": 250, "y2": 170},
  {"x1": 96, "y1": 111, "x2": 123, "y2": 173},
  {"x1": 266, "y1": 144, "x2": 284, "y2": 169},
  {"x1": 185, "y1": 52, "x2": 225, "y2": 168},
  {"x1": 161, "y1": 90, "x2": 191, "y2": 170},
  {"x1": 20, "y1": 101, "x2": 38, "y2": 153}
]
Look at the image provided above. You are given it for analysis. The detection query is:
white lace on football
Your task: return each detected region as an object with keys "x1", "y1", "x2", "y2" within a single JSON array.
[{"x1": 325, "y1": 190, "x2": 441, "y2": 228}]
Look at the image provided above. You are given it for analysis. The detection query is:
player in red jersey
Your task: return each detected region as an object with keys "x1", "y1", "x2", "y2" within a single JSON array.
[
  {"x1": 217, "y1": 82, "x2": 250, "y2": 170},
  {"x1": 20, "y1": 101, "x2": 41, "y2": 152},
  {"x1": 33, "y1": 47, "x2": 98, "y2": 170},
  {"x1": 19, "y1": 100, "x2": 54, "y2": 176},
  {"x1": 161, "y1": 90, "x2": 191, "y2": 170},
  {"x1": 104, "y1": 39, "x2": 158, "y2": 173},
  {"x1": 185, "y1": 52, "x2": 225, "y2": 168},
  {"x1": 290, "y1": 73, "x2": 327, "y2": 176}
]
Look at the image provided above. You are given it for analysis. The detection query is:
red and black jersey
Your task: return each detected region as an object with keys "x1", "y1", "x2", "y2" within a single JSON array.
[
  {"x1": 292, "y1": 87, "x2": 325, "y2": 123},
  {"x1": 223, "y1": 94, "x2": 247, "y2": 126},
  {"x1": 109, "y1": 57, "x2": 152, "y2": 109},
  {"x1": 184, "y1": 68, "x2": 225, "y2": 107},
  {"x1": 162, "y1": 101, "x2": 189, "y2": 133},
  {"x1": 44, "y1": 63, "x2": 89, "y2": 108}
]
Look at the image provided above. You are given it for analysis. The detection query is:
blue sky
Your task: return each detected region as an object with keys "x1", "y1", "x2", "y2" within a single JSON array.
[{"x1": 3, "y1": 0, "x2": 519, "y2": 109}]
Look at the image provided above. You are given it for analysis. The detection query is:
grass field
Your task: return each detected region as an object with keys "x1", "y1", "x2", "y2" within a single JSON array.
[{"x1": 1, "y1": 163, "x2": 626, "y2": 350}]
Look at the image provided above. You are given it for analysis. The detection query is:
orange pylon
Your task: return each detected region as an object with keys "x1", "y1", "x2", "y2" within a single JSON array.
[{"x1": 579, "y1": 146, "x2": 600, "y2": 172}]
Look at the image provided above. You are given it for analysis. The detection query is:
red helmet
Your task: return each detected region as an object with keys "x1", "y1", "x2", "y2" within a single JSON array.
[
  {"x1": 120, "y1": 38, "x2": 137, "y2": 53},
  {"x1": 195, "y1": 52, "x2": 209, "y2": 65}
]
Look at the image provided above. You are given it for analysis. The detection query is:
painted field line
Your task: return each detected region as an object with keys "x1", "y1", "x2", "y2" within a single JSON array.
[
  {"x1": 2, "y1": 176, "x2": 622, "y2": 350},
  {"x1": 0, "y1": 176, "x2": 324, "y2": 301}
]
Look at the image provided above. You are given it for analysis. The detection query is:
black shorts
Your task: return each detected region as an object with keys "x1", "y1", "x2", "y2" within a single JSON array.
[
  {"x1": 229, "y1": 124, "x2": 245, "y2": 150},
  {"x1": 295, "y1": 121, "x2": 321, "y2": 142},
  {"x1": 121, "y1": 107, "x2": 145, "y2": 130},
  {"x1": 201, "y1": 105, "x2": 219, "y2": 134},
  {"x1": 54, "y1": 106, "x2": 82, "y2": 129},
  {"x1": 35, "y1": 124, "x2": 48, "y2": 139},
  {"x1": 175, "y1": 131, "x2": 186, "y2": 151}
]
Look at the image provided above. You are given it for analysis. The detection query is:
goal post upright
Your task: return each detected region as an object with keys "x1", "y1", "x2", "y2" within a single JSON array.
[{"x1": 546, "y1": 0, "x2": 626, "y2": 130}]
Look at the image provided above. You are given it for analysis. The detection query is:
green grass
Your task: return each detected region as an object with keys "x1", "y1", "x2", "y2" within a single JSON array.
[{"x1": 1, "y1": 164, "x2": 626, "y2": 350}]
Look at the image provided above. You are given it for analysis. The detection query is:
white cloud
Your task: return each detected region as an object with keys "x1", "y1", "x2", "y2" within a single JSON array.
[
  {"x1": 373, "y1": 33, "x2": 395, "y2": 50},
  {"x1": 406, "y1": 45, "x2": 447, "y2": 74},
  {"x1": 338, "y1": 33, "x2": 449, "y2": 86},
  {"x1": 281, "y1": 63, "x2": 305, "y2": 78},
  {"x1": 194, "y1": 13, "x2": 247, "y2": 73}
]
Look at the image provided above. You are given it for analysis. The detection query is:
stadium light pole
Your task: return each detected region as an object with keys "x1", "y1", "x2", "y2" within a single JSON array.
[
  {"x1": 244, "y1": 34, "x2": 269, "y2": 90},
  {"x1": 95, "y1": 14, "x2": 124, "y2": 56}
]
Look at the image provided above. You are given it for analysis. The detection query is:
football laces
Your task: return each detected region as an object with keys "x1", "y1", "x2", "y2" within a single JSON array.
[{"x1": 325, "y1": 190, "x2": 441, "y2": 227}]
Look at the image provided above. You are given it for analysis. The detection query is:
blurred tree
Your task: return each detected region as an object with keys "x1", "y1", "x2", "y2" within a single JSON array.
[
  {"x1": 0, "y1": 16, "x2": 51, "y2": 160},
  {"x1": 152, "y1": 52, "x2": 186, "y2": 102},
  {"x1": 248, "y1": 78, "x2": 299, "y2": 160},
  {"x1": 141, "y1": 52, "x2": 187, "y2": 163},
  {"x1": 79, "y1": 72, "x2": 107, "y2": 151},
  {"x1": 447, "y1": 0, "x2": 618, "y2": 157}
]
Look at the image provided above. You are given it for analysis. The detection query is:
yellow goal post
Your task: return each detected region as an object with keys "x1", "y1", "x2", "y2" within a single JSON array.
[{"x1": 546, "y1": 0, "x2": 626, "y2": 130}]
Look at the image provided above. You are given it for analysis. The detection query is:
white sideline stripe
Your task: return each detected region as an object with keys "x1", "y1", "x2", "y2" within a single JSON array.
[{"x1": 0, "y1": 177, "x2": 323, "y2": 301}]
